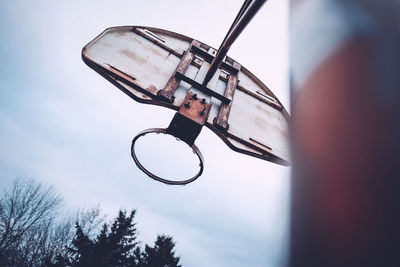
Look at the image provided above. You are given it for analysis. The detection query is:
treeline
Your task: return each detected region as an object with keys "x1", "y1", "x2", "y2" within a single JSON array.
[{"x1": 0, "y1": 179, "x2": 181, "y2": 267}]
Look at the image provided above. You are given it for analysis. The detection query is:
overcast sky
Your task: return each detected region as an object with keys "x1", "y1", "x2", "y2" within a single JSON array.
[{"x1": 0, "y1": 1, "x2": 289, "y2": 266}]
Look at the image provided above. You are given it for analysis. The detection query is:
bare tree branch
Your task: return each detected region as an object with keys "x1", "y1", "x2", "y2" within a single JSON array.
[{"x1": 0, "y1": 179, "x2": 61, "y2": 261}]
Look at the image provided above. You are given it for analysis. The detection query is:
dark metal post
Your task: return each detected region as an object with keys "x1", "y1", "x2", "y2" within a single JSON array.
[{"x1": 202, "y1": 0, "x2": 267, "y2": 86}]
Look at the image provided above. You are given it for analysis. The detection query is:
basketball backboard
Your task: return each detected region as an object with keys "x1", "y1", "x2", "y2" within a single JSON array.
[{"x1": 82, "y1": 26, "x2": 289, "y2": 183}]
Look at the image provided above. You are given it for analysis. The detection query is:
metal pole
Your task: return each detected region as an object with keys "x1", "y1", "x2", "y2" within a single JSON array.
[
  {"x1": 218, "y1": 0, "x2": 253, "y2": 51},
  {"x1": 202, "y1": 0, "x2": 267, "y2": 87}
]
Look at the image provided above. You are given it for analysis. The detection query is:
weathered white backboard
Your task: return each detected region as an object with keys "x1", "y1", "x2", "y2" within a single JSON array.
[{"x1": 82, "y1": 26, "x2": 290, "y2": 166}]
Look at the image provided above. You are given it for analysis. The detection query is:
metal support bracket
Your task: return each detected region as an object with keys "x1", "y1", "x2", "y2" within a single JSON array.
[
  {"x1": 214, "y1": 62, "x2": 241, "y2": 131},
  {"x1": 190, "y1": 45, "x2": 239, "y2": 76},
  {"x1": 158, "y1": 40, "x2": 201, "y2": 103},
  {"x1": 167, "y1": 92, "x2": 211, "y2": 146},
  {"x1": 174, "y1": 72, "x2": 231, "y2": 105},
  {"x1": 157, "y1": 39, "x2": 240, "y2": 105}
]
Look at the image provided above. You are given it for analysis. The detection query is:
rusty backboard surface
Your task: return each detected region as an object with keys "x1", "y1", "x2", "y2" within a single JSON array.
[{"x1": 82, "y1": 26, "x2": 290, "y2": 166}]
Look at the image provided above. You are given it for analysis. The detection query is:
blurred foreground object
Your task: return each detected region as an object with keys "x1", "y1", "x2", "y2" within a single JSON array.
[{"x1": 290, "y1": 0, "x2": 400, "y2": 266}]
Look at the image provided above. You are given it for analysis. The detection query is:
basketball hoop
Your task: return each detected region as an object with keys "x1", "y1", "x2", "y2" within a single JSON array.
[
  {"x1": 82, "y1": 1, "x2": 290, "y2": 185},
  {"x1": 131, "y1": 128, "x2": 204, "y2": 185}
]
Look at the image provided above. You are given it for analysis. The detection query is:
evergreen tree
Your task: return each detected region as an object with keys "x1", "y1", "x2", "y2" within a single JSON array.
[
  {"x1": 70, "y1": 223, "x2": 94, "y2": 266},
  {"x1": 70, "y1": 210, "x2": 138, "y2": 267},
  {"x1": 133, "y1": 246, "x2": 145, "y2": 267},
  {"x1": 143, "y1": 235, "x2": 181, "y2": 267},
  {"x1": 95, "y1": 210, "x2": 138, "y2": 266},
  {"x1": 92, "y1": 223, "x2": 110, "y2": 266}
]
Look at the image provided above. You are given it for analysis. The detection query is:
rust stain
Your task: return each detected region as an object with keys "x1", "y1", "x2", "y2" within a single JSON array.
[
  {"x1": 281, "y1": 129, "x2": 289, "y2": 139},
  {"x1": 254, "y1": 103, "x2": 283, "y2": 122},
  {"x1": 178, "y1": 93, "x2": 211, "y2": 126},
  {"x1": 120, "y1": 49, "x2": 146, "y2": 65},
  {"x1": 145, "y1": 45, "x2": 165, "y2": 58},
  {"x1": 141, "y1": 94, "x2": 151, "y2": 99},
  {"x1": 146, "y1": 85, "x2": 158, "y2": 95},
  {"x1": 115, "y1": 31, "x2": 127, "y2": 37},
  {"x1": 150, "y1": 63, "x2": 161, "y2": 74},
  {"x1": 131, "y1": 35, "x2": 144, "y2": 45},
  {"x1": 255, "y1": 117, "x2": 268, "y2": 131}
]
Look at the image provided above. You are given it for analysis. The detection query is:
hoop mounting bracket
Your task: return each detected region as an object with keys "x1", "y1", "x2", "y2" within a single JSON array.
[{"x1": 167, "y1": 92, "x2": 211, "y2": 146}]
